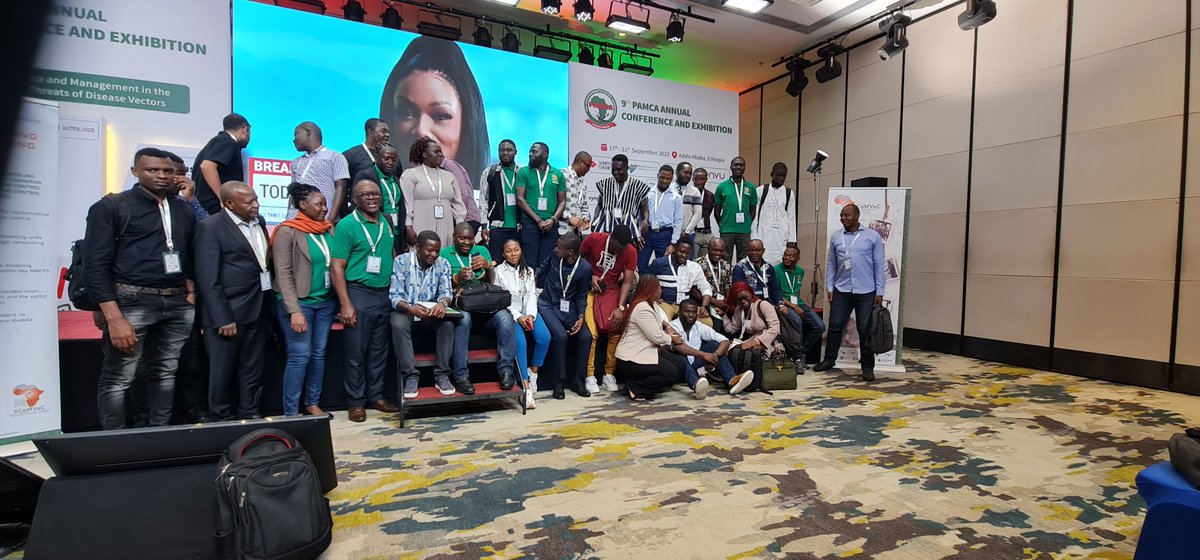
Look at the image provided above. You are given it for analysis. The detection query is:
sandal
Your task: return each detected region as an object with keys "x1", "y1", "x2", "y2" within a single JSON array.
[{"x1": 628, "y1": 389, "x2": 646, "y2": 402}]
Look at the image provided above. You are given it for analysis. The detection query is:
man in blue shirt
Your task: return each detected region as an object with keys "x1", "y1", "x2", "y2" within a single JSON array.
[
  {"x1": 390, "y1": 230, "x2": 471, "y2": 398},
  {"x1": 639, "y1": 165, "x2": 684, "y2": 272},
  {"x1": 537, "y1": 233, "x2": 594, "y2": 399},
  {"x1": 814, "y1": 204, "x2": 887, "y2": 381},
  {"x1": 732, "y1": 239, "x2": 782, "y2": 305}
]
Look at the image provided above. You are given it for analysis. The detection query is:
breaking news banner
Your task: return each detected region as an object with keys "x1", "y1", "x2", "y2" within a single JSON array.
[{"x1": 248, "y1": 157, "x2": 293, "y2": 224}]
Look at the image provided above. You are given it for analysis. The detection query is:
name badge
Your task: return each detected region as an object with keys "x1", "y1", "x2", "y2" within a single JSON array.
[
  {"x1": 366, "y1": 255, "x2": 382, "y2": 274},
  {"x1": 789, "y1": 295, "x2": 798, "y2": 304},
  {"x1": 559, "y1": 299, "x2": 570, "y2": 313},
  {"x1": 735, "y1": 212, "x2": 745, "y2": 224},
  {"x1": 385, "y1": 213, "x2": 399, "y2": 230},
  {"x1": 324, "y1": 271, "x2": 332, "y2": 289},
  {"x1": 613, "y1": 208, "x2": 624, "y2": 219},
  {"x1": 505, "y1": 193, "x2": 516, "y2": 206},
  {"x1": 162, "y1": 251, "x2": 182, "y2": 274},
  {"x1": 434, "y1": 205, "x2": 445, "y2": 220},
  {"x1": 844, "y1": 259, "x2": 852, "y2": 271},
  {"x1": 537, "y1": 198, "x2": 548, "y2": 211},
  {"x1": 259, "y1": 271, "x2": 272, "y2": 291},
  {"x1": 714, "y1": 293, "x2": 725, "y2": 300}
]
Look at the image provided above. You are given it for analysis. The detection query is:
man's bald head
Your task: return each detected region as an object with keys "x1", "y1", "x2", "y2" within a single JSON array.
[
  {"x1": 220, "y1": 181, "x2": 260, "y2": 221},
  {"x1": 220, "y1": 180, "x2": 253, "y2": 202}
]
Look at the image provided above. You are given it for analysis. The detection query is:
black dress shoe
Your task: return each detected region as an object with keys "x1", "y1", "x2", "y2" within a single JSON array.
[
  {"x1": 812, "y1": 360, "x2": 836, "y2": 372},
  {"x1": 862, "y1": 369, "x2": 875, "y2": 382},
  {"x1": 453, "y1": 376, "x2": 476, "y2": 395},
  {"x1": 553, "y1": 388, "x2": 566, "y2": 400},
  {"x1": 572, "y1": 385, "x2": 591, "y2": 398},
  {"x1": 499, "y1": 371, "x2": 515, "y2": 390}
]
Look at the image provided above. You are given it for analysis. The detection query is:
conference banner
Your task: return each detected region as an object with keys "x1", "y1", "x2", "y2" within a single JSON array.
[
  {"x1": 568, "y1": 63, "x2": 738, "y2": 225},
  {"x1": 1, "y1": 99, "x2": 62, "y2": 444},
  {"x1": 824, "y1": 187, "x2": 910, "y2": 373},
  {"x1": 233, "y1": 0, "x2": 569, "y2": 224},
  {"x1": 29, "y1": 0, "x2": 231, "y2": 306}
]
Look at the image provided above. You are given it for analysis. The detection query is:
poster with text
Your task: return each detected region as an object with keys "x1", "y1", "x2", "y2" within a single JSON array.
[
  {"x1": 1, "y1": 99, "x2": 62, "y2": 443},
  {"x1": 568, "y1": 63, "x2": 738, "y2": 231},
  {"x1": 823, "y1": 187, "x2": 909, "y2": 373}
]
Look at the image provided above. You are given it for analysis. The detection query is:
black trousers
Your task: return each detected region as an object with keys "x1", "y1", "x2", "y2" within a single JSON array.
[
  {"x1": 617, "y1": 350, "x2": 686, "y2": 398},
  {"x1": 204, "y1": 310, "x2": 267, "y2": 421},
  {"x1": 342, "y1": 283, "x2": 391, "y2": 407}
]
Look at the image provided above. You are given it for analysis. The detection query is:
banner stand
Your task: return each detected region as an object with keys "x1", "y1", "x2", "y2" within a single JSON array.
[{"x1": 823, "y1": 187, "x2": 910, "y2": 374}]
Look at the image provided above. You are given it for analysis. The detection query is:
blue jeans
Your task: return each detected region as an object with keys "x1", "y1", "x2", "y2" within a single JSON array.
[
  {"x1": 783, "y1": 303, "x2": 826, "y2": 355},
  {"x1": 521, "y1": 216, "x2": 560, "y2": 270},
  {"x1": 638, "y1": 228, "x2": 673, "y2": 272},
  {"x1": 274, "y1": 298, "x2": 335, "y2": 416},
  {"x1": 683, "y1": 340, "x2": 737, "y2": 388},
  {"x1": 823, "y1": 291, "x2": 876, "y2": 369},
  {"x1": 513, "y1": 314, "x2": 551, "y2": 380},
  {"x1": 458, "y1": 310, "x2": 516, "y2": 379}
]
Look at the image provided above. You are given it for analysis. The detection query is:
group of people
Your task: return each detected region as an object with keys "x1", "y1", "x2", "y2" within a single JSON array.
[{"x1": 84, "y1": 111, "x2": 888, "y2": 429}]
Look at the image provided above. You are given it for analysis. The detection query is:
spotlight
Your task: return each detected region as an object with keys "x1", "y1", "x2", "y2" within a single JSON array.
[
  {"x1": 618, "y1": 53, "x2": 653, "y2": 76},
  {"x1": 533, "y1": 37, "x2": 573, "y2": 62},
  {"x1": 473, "y1": 22, "x2": 493, "y2": 47},
  {"x1": 666, "y1": 14, "x2": 685, "y2": 43},
  {"x1": 720, "y1": 0, "x2": 772, "y2": 14},
  {"x1": 578, "y1": 44, "x2": 595, "y2": 65},
  {"x1": 502, "y1": 28, "x2": 521, "y2": 52},
  {"x1": 342, "y1": 0, "x2": 365, "y2": 21},
  {"x1": 785, "y1": 58, "x2": 810, "y2": 97},
  {"x1": 597, "y1": 48, "x2": 614, "y2": 68},
  {"x1": 958, "y1": 0, "x2": 997, "y2": 30},
  {"x1": 814, "y1": 43, "x2": 843, "y2": 83},
  {"x1": 574, "y1": 0, "x2": 594, "y2": 21},
  {"x1": 542, "y1": 0, "x2": 562, "y2": 15},
  {"x1": 380, "y1": 1, "x2": 402, "y2": 29},
  {"x1": 606, "y1": 0, "x2": 650, "y2": 34},
  {"x1": 806, "y1": 150, "x2": 828, "y2": 174},
  {"x1": 877, "y1": 12, "x2": 911, "y2": 61}
]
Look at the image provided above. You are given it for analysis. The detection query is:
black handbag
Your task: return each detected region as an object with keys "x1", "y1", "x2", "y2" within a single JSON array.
[
  {"x1": 453, "y1": 282, "x2": 511, "y2": 313},
  {"x1": 1169, "y1": 428, "x2": 1200, "y2": 488}
]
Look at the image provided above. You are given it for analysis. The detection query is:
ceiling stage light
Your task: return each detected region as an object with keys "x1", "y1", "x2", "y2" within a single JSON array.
[
  {"x1": 721, "y1": 0, "x2": 773, "y2": 14},
  {"x1": 666, "y1": 14, "x2": 685, "y2": 43}
]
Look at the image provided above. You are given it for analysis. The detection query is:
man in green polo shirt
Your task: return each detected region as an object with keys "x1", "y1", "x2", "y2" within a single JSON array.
[
  {"x1": 330, "y1": 178, "x2": 399, "y2": 422},
  {"x1": 713, "y1": 156, "x2": 757, "y2": 262},
  {"x1": 774, "y1": 246, "x2": 825, "y2": 371},
  {"x1": 515, "y1": 142, "x2": 566, "y2": 268}
]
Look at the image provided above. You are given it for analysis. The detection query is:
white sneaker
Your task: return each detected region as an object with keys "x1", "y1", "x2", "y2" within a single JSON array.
[
  {"x1": 584, "y1": 376, "x2": 600, "y2": 394},
  {"x1": 694, "y1": 378, "x2": 709, "y2": 400},
  {"x1": 526, "y1": 388, "x2": 537, "y2": 409},
  {"x1": 729, "y1": 370, "x2": 755, "y2": 395},
  {"x1": 528, "y1": 371, "x2": 538, "y2": 393},
  {"x1": 602, "y1": 374, "x2": 618, "y2": 392}
]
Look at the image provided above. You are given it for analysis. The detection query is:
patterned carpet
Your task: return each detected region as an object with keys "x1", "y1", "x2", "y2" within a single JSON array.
[{"x1": 321, "y1": 350, "x2": 1197, "y2": 559}]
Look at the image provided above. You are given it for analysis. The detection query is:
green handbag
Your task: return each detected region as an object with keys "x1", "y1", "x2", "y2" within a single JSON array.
[{"x1": 761, "y1": 357, "x2": 798, "y2": 391}]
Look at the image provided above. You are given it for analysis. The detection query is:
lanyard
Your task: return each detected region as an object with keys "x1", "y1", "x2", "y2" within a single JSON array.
[
  {"x1": 501, "y1": 164, "x2": 518, "y2": 193},
  {"x1": 308, "y1": 232, "x2": 330, "y2": 265},
  {"x1": 362, "y1": 143, "x2": 376, "y2": 163},
  {"x1": 454, "y1": 250, "x2": 475, "y2": 277},
  {"x1": 560, "y1": 257, "x2": 581, "y2": 302},
  {"x1": 422, "y1": 165, "x2": 443, "y2": 201},
  {"x1": 732, "y1": 179, "x2": 745, "y2": 213},
  {"x1": 534, "y1": 167, "x2": 550, "y2": 198},
  {"x1": 157, "y1": 197, "x2": 174, "y2": 252},
  {"x1": 408, "y1": 252, "x2": 438, "y2": 298},
  {"x1": 840, "y1": 230, "x2": 862, "y2": 256},
  {"x1": 376, "y1": 167, "x2": 398, "y2": 209},
  {"x1": 749, "y1": 262, "x2": 769, "y2": 298},
  {"x1": 783, "y1": 267, "x2": 798, "y2": 294},
  {"x1": 599, "y1": 237, "x2": 616, "y2": 281},
  {"x1": 707, "y1": 256, "x2": 726, "y2": 285},
  {"x1": 298, "y1": 146, "x2": 324, "y2": 182},
  {"x1": 241, "y1": 221, "x2": 267, "y2": 271},
  {"x1": 354, "y1": 210, "x2": 385, "y2": 255}
]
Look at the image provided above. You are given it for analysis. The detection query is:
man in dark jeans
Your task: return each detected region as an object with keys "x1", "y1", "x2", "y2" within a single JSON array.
[
  {"x1": 814, "y1": 204, "x2": 887, "y2": 381},
  {"x1": 84, "y1": 148, "x2": 197, "y2": 429}
]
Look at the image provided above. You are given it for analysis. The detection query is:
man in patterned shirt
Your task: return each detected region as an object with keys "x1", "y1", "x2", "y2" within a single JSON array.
[
  {"x1": 591, "y1": 154, "x2": 650, "y2": 249},
  {"x1": 290, "y1": 121, "x2": 350, "y2": 224},
  {"x1": 697, "y1": 237, "x2": 733, "y2": 330},
  {"x1": 390, "y1": 230, "x2": 470, "y2": 398},
  {"x1": 560, "y1": 151, "x2": 594, "y2": 236}
]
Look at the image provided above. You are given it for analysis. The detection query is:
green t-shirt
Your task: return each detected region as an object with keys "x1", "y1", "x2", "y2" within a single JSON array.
[
  {"x1": 774, "y1": 263, "x2": 806, "y2": 305},
  {"x1": 440, "y1": 244, "x2": 492, "y2": 282},
  {"x1": 330, "y1": 210, "x2": 394, "y2": 289},
  {"x1": 375, "y1": 166, "x2": 402, "y2": 218},
  {"x1": 500, "y1": 166, "x2": 519, "y2": 228},
  {"x1": 515, "y1": 166, "x2": 564, "y2": 221},
  {"x1": 301, "y1": 231, "x2": 334, "y2": 303},
  {"x1": 714, "y1": 178, "x2": 758, "y2": 234}
]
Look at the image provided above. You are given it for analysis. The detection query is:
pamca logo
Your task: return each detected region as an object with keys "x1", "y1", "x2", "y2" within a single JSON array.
[{"x1": 584, "y1": 89, "x2": 618, "y2": 130}]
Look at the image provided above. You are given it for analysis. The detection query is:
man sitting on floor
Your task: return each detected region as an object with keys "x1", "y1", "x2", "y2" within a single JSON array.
[
  {"x1": 775, "y1": 246, "x2": 826, "y2": 371},
  {"x1": 647, "y1": 238, "x2": 714, "y2": 325},
  {"x1": 441, "y1": 222, "x2": 518, "y2": 390},
  {"x1": 732, "y1": 239, "x2": 781, "y2": 306},
  {"x1": 390, "y1": 230, "x2": 470, "y2": 398},
  {"x1": 668, "y1": 299, "x2": 754, "y2": 397}
]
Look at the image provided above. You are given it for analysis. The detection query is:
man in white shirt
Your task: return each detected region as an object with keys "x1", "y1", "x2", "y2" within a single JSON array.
[
  {"x1": 752, "y1": 162, "x2": 796, "y2": 265},
  {"x1": 677, "y1": 161, "x2": 703, "y2": 247},
  {"x1": 668, "y1": 299, "x2": 754, "y2": 397},
  {"x1": 648, "y1": 238, "x2": 714, "y2": 325}
]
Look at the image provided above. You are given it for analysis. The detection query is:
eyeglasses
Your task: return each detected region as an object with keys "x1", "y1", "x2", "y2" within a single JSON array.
[{"x1": 358, "y1": 192, "x2": 382, "y2": 198}]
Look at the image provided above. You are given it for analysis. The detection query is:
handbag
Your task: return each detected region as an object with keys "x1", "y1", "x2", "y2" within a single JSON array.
[
  {"x1": 453, "y1": 282, "x2": 511, "y2": 313},
  {"x1": 593, "y1": 287, "x2": 622, "y2": 334},
  {"x1": 1169, "y1": 428, "x2": 1200, "y2": 488},
  {"x1": 761, "y1": 356, "x2": 798, "y2": 390}
]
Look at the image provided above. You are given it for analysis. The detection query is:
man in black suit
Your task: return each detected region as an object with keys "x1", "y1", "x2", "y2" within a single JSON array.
[
  {"x1": 195, "y1": 181, "x2": 271, "y2": 420},
  {"x1": 342, "y1": 118, "x2": 391, "y2": 216}
]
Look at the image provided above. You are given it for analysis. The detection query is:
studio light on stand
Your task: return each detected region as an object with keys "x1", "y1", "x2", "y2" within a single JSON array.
[
  {"x1": 807, "y1": 149, "x2": 829, "y2": 306},
  {"x1": 958, "y1": 0, "x2": 997, "y2": 30}
]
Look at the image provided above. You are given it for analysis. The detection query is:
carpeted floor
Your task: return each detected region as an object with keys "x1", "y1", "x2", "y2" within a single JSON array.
[{"x1": 321, "y1": 350, "x2": 1199, "y2": 559}]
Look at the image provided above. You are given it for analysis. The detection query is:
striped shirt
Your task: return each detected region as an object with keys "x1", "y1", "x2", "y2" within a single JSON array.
[
  {"x1": 680, "y1": 183, "x2": 703, "y2": 234},
  {"x1": 592, "y1": 176, "x2": 651, "y2": 239},
  {"x1": 290, "y1": 146, "x2": 349, "y2": 218}
]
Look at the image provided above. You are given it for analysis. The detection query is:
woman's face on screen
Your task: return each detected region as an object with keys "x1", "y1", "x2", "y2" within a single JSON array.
[{"x1": 392, "y1": 70, "x2": 462, "y2": 162}]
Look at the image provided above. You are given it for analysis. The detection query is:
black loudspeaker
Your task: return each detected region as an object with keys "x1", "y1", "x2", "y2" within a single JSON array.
[{"x1": 850, "y1": 176, "x2": 888, "y2": 188}]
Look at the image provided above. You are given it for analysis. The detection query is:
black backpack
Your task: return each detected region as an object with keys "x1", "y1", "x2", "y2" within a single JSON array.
[
  {"x1": 67, "y1": 194, "x2": 129, "y2": 311},
  {"x1": 865, "y1": 306, "x2": 894, "y2": 354},
  {"x1": 774, "y1": 303, "x2": 807, "y2": 360},
  {"x1": 214, "y1": 429, "x2": 332, "y2": 560}
]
